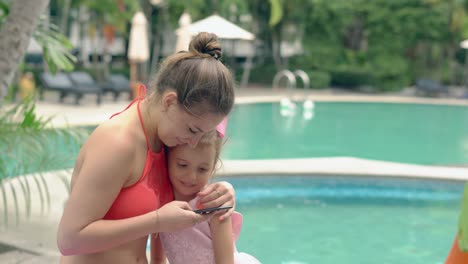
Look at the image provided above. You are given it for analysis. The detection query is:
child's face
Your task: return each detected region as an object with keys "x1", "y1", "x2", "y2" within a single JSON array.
[{"x1": 168, "y1": 143, "x2": 216, "y2": 200}]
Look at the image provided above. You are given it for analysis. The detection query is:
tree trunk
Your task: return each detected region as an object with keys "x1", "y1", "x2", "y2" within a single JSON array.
[
  {"x1": 271, "y1": 29, "x2": 283, "y2": 71},
  {"x1": 60, "y1": 0, "x2": 71, "y2": 34},
  {"x1": 0, "y1": 0, "x2": 50, "y2": 101},
  {"x1": 446, "y1": 45, "x2": 456, "y2": 85}
]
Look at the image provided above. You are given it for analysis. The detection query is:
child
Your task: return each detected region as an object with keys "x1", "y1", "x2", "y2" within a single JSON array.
[{"x1": 156, "y1": 119, "x2": 261, "y2": 264}]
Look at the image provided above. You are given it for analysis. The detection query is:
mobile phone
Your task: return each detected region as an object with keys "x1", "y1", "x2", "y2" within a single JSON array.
[{"x1": 193, "y1": 206, "x2": 233, "y2": 215}]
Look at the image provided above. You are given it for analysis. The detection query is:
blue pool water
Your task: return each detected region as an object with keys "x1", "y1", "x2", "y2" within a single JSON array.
[
  {"x1": 79, "y1": 102, "x2": 468, "y2": 166},
  {"x1": 218, "y1": 176, "x2": 464, "y2": 264},
  {"x1": 224, "y1": 102, "x2": 468, "y2": 165},
  {"x1": 79, "y1": 101, "x2": 466, "y2": 263}
]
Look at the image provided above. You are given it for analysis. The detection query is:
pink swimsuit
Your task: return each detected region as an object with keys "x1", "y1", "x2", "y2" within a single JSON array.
[{"x1": 159, "y1": 197, "x2": 261, "y2": 264}]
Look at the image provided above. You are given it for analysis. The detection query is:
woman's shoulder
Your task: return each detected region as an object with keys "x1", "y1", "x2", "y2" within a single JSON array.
[{"x1": 84, "y1": 121, "x2": 139, "y2": 162}]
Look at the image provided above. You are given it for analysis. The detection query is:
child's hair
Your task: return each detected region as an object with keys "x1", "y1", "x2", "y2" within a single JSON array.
[
  {"x1": 165, "y1": 130, "x2": 224, "y2": 173},
  {"x1": 197, "y1": 131, "x2": 224, "y2": 173},
  {"x1": 148, "y1": 32, "x2": 235, "y2": 117}
]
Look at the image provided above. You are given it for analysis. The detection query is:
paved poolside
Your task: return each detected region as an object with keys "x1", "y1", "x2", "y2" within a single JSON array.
[
  {"x1": 34, "y1": 85, "x2": 468, "y2": 127},
  {"x1": 2, "y1": 85, "x2": 468, "y2": 262}
]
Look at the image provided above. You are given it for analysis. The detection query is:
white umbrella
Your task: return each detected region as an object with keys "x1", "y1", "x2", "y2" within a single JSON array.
[
  {"x1": 175, "y1": 14, "x2": 256, "y2": 88},
  {"x1": 128, "y1": 12, "x2": 149, "y2": 86},
  {"x1": 128, "y1": 12, "x2": 149, "y2": 62},
  {"x1": 461, "y1": 40, "x2": 468, "y2": 86},
  {"x1": 174, "y1": 12, "x2": 192, "y2": 53},
  {"x1": 176, "y1": 14, "x2": 255, "y2": 41},
  {"x1": 461, "y1": 39, "x2": 468, "y2": 49}
]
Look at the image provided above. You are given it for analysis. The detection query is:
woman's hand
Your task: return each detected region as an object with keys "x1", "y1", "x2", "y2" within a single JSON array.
[
  {"x1": 197, "y1": 181, "x2": 236, "y2": 221},
  {"x1": 155, "y1": 201, "x2": 209, "y2": 233}
]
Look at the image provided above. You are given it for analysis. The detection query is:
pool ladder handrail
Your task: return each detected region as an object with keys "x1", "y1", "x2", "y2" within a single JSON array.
[
  {"x1": 272, "y1": 69, "x2": 310, "y2": 91},
  {"x1": 272, "y1": 70, "x2": 296, "y2": 92},
  {"x1": 273, "y1": 69, "x2": 314, "y2": 119},
  {"x1": 293, "y1": 69, "x2": 310, "y2": 90}
]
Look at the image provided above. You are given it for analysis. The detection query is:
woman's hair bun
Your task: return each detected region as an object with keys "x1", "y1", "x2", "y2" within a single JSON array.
[{"x1": 189, "y1": 32, "x2": 222, "y2": 60}]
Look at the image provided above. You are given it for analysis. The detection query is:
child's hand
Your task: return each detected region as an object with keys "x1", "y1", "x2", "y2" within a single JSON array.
[{"x1": 197, "y1": 181, "x2": 236, "y2": 221}]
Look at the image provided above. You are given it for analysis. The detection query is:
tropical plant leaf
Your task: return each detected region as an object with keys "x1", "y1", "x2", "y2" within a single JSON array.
[
  {"x1": 18, "y1": 175, "x2": 31, "y2": 219},
  {"x1": 31, "y1": 175, "x2": 45, "y2": 216},
  {"x1": 269, "y1": 0, "x2": 283, "y2": 27},
  {"x1": 0, "y1": 1, "x2": 8, "y2": 22},
  {"x1": 0, "y1": 181, "x2": 8, "y2": 225},
  {"x1": 33, "y1": 16, "x2": 76, "y2": 74},
  {"x1": 8, "y1": 182, "x2": 19, "y2": 226},
  {"x1": 1, "y1": 99, "x2": 87, "y2": 226},
  {"x1": 459, "y1": 183, "x2": 468, "y2": 252}
]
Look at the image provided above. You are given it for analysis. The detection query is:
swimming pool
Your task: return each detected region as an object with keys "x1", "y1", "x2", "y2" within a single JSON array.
[
  {"x1": 35, "y1": 100, "x2": 467, "y2": 262},
  {"x1": 224, "y1": 175, "x2": 463, "y2": 264},
  {"x1": 224, "y1": 102, "x2": 468, "y2": 165}
]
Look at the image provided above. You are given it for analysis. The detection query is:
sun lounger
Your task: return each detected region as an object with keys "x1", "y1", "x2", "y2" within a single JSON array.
[
  {"x1": 39, "y1": 72, "x2": 74, "y2": 103},
  {"x1": 415, "y1": 78, "x2": 449, "y2": 97},
  {"x1": 66, "y1": 72, "x2": 103, "y2": 105},
  {"x1": 40, "y1": 72, "x2": 102, "y2": 105},
  {"x1": 100, "y1": 74, "x2": 132, "y2": 101}
]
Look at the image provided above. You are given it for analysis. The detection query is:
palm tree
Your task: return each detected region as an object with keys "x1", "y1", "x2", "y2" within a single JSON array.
[
  {"x1": 0, "y1": 99, "x2": 88, "y2": 226},
  {"x1": 0, "y1": 0, "x2": 50, "y2": 100},
  {"x1": 0, "y1": 0, "x2": 84, "y2": 226}
]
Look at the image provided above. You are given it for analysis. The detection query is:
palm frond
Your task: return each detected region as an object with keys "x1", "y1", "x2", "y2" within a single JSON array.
[
  {"x1": 0, "y1": 181, "x2": 8, "y2": 225},
  {"x1": 18, "y1": 175, "x2": 32, "y2": 220},
  {"x1": 0, "y1": 99, "x2": 89, "y2": 226},
  {"x1": 8, "y1": 182, "x2": 19, "y2": 226},
  {"x1": 30, "y1": 175, "x2": 45, "y2": 216}
]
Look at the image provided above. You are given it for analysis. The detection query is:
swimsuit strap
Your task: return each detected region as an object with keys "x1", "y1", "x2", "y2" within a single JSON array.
[
  {"x1": 109, "y1": 85, "x2": 147, "y2": 119},
  {"x1": 109, "y1": 84, "x2": 151, "y2": 150},
  {"x1": 137, "y1": 93, "x2": 151, "y2": 150}
]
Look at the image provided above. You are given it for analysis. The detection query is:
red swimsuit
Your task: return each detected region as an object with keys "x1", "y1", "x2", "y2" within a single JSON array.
[{"x1": 103, "y1": 92, "x2": 173, "y2": 220}]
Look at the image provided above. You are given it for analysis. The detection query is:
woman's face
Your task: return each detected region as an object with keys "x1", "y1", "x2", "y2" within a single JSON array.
[
  {"x1": 157, "y1": 91, "x2": 225, "y2": 148},
  {"x1": 167, "y1": 143, "x2": 216, "y2": 200}
]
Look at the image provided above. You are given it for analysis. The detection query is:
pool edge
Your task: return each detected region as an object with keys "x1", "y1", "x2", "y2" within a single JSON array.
[{"x1": 218, "y1": 157, "x2": 468, "y2": 181}]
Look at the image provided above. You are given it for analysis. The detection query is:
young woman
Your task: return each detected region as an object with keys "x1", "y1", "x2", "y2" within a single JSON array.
[{"x1": 58, "y1": 32, "x2": 236, "y2": 264}]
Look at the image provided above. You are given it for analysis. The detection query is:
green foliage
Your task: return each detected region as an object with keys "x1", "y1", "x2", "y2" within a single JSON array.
[
  {"x1": 0, "y1": 1, "x2": 8, "y2": 23},
  {"x1": 0, "y1": 97, "x2": 51, "y2": 132},
  {"x1": 45, "y1": 0, "x2": 468, "y2": 90},
  {"x1": 0, "y1": 98, "x2": 87, "y2": 225},
  {"x1": 268, "y1": 0, "x2": 283, "y2": 27},
  {"x1": 0, "y1": 1, "x2": 77, "y2": 77},
  {"x1": 218, "y1": 0, "x2": 250, "y2": 19},
  {"x1": 33, "y1": 18, "x2": 76, "y2": 74},
  {"x1": 368, "y1": 54, "x2": 411, "y2": 91},
  {"x1": 166, "y1": 0, "x2": 213, "y2": 27},
  {"x1": 291, "y1": 0, "x2": 466, "y2": 90},
  {"x1": 249, "y1": 63, "x2": 277, "y2": 84},
  {"x1": 330, "y1": 66, "x2": 374, "y2": 88},
  {"x1": 307, "y1": 70, "x2": 331, "y2": 89},
  {"x1": 459, "y1": 183, "x2": 468, "y2": 252},
  {"x1": 165, "y1": 0, "x2": 250, "y2": 31},
  {"x1": 78, "y1": 0, "x2": 139, "y2": 33}
]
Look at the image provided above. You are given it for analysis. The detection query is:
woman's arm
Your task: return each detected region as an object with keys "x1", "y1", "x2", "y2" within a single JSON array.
[
  {"x1": 58, "y1": 127, "x2": 152, "y2": 255},
  {"x1": 210, "y1": 216, "x2": 234, "y2": 264},
  {"x1": 197, "y1": 181, "x2": 235, "y2": 221}
]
